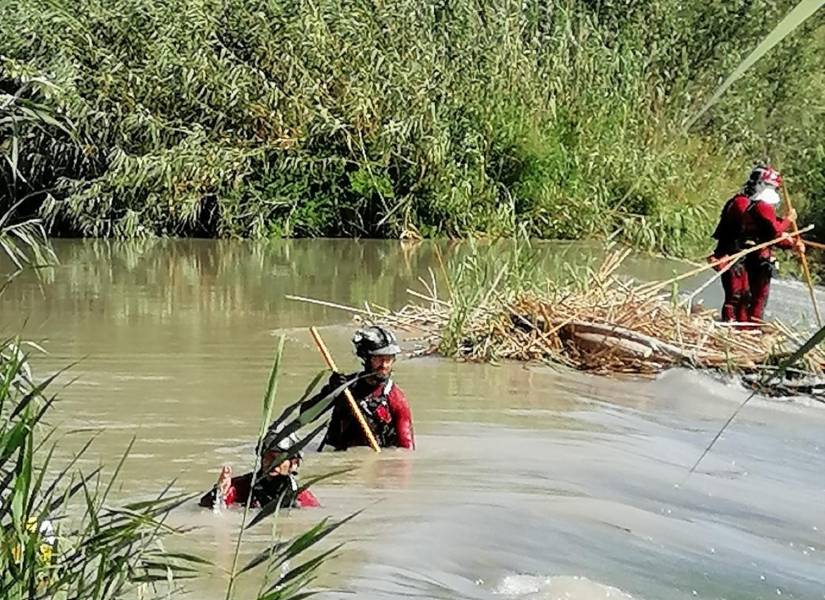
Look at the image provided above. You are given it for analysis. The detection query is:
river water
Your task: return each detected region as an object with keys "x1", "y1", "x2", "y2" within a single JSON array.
[{"x1": 2, "y1": 239, "x2": 824, "y2": 600}]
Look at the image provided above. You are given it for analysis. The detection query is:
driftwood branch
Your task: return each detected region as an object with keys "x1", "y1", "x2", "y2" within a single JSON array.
[{"x1": 560, "y1": 319, "x2": 697, "y2": 364}]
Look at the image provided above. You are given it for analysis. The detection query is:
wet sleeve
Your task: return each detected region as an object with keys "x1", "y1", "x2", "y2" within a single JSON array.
[
  {"x1": 754, "y1": 203, "x2": 794, "y2": 248},
  {"x1": 198, "y1": 487, "x2": 218, "y2": 508},
  {"x1": 296, "y1": 489, "x2": 321, "y2": 508},
  {"x1": 224, "y1": 486, "x2": 239, "y2": 506},
  {"x1": 224, "y1": 473, "x2": 253, "y2": 506},
  {"x1": 198, "y1": 472, "x2": 251, "y2": 507},
  {"x1": 389, "y1": 389, "x2": 415, "y2": 450}
]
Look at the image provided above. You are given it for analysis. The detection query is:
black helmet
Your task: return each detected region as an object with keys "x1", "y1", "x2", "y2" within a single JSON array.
[{"x1": 353, "y1": 325, "x2": 401, "y2": 362}]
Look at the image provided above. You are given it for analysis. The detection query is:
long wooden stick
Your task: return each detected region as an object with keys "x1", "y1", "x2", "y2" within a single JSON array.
[
  {"x1": 801, "y1": 238, "x2": 825, "y2": 251},
  {"x1": 638, "y1": 225, "x2": 813, "y2": 296},
  {"x1": 782, "y1": 184, "x2": 822, "y2": 326},
  {"x1": 309, "y1": 326, "x2": 381, "y2": 453},
  {"x1": 679, "y1": 223, "x2": 817, "y2": 309},
  {"x1": 285, "y1": 294, "x2": 378, "y2": 317}
]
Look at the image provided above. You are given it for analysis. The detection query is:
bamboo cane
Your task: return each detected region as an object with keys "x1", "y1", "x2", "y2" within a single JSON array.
[
  {"x1": 782, "y1": 184, "x2": 822, "y2": 326},
  {"x1": 801, "y1": 238, "x2": 825, "y2": 251},
  {"x1": 309, "y1": 326, "x2": 381, "y2": 453},
  {"x1": 285, "y1": 294, "x2": 377, "y2": 317},
  {"x1": 638, "y1": 225, "x2": 813, "y2": 296}
]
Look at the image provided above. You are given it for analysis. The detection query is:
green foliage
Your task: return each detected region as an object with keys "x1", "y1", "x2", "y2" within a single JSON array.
[
  {"x1": 0, "y1": 205, "x2": 57, "y2": 295},
  {"x1": 438, "y1": 230, "x2": 548, "y2": 357},
  {"x1": 0, "y1": 339, "x2": 201, "y2": 599},
  {"x1": 1, "y1": 0, "x2": 823, "y2": 257},
  {"x1": 224, "y1": 337, "x2": 353, "y2": 600}
]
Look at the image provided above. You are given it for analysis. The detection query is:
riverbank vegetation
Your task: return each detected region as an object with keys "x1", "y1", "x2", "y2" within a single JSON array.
[
  {"x1": 2, "y1": 0, "x2": 824, "y2": 257},
  {"x1": 419, "y1": 246, "x2": 825, "y2": 376}
]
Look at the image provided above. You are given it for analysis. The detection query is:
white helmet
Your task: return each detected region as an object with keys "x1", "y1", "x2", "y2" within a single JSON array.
[
  {"x1": 353, "y1": 325, "x2": 401, "y2": 361},
  {"x1": 260, "y1": 425, "x2": 303, "y2": 459}
]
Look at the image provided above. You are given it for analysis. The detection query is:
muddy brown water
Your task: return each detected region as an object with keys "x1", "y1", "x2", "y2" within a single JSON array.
[{"x1": 2, "y1": 239, "x2": 824, "y2": 600}]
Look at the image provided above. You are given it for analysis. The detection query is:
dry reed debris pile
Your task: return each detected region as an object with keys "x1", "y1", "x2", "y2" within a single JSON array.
[{"x1": 383, "y1": 250, "x2": 825, "y2": 377}]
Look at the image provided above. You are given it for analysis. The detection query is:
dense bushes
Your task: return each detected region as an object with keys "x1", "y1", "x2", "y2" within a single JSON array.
[{"x1": 1, "y1": 0, "x2": 823, "y2": 256}]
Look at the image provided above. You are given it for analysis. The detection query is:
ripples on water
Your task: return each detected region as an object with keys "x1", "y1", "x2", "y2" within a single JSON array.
[{"x1": 2, "y1": 240, "x2": 823, "y2": 600}]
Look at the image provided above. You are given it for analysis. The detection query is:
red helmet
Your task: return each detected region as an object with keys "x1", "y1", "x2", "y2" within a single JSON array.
[{"x1": 747, "y1": 165, "x2": 782, "y2": 189}]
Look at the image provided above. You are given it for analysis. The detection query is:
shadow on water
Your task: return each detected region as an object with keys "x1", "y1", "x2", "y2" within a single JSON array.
[{"x1": 1, "y1": 240, "x2": 823, "y2": 600}]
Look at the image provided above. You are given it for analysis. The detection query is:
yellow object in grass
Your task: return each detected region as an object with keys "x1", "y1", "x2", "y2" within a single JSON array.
[{"x1": 10, "y1": 517, "x2": 56, "y2": 566}]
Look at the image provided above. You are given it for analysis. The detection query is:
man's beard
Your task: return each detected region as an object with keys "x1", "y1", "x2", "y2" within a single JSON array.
[{"x1": 367, "y1": 368, "x2": 391, "y2": 382}]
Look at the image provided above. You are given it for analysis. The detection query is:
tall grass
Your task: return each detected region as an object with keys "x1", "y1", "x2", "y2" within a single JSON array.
[
  {"x1": 0, "y1": 221, "x2": 190, "y2": 596},
  {"x1": 436, "y1": 231, "x2": 603, "y2": 357},
  {"x1": 221, "y1": 336, "x2": 356, "y2": 600},
  {"x1": 1, "y1": 0, "x2": 823, "y2": 255},
  {"x1": 0, "y1": 338, "x2": 202, "y2": 598}
]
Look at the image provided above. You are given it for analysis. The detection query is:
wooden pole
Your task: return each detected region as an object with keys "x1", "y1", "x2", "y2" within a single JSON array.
[
  {"x1": 637, "y1": 225, "x2": 813, "y2": 297},
  {"x1": 800, "y1": 238, "x2": 825, "y2": 251},
  {"x1": 309, "y1": 326, "x2": 381, "y2": 453},
  {"x1": 782, "y1": 184, "x2": 822, "y2": 327}
]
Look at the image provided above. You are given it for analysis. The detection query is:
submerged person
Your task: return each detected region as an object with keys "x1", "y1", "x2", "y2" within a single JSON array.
[
  {"x1": 199, "y1": 434, "x2": 319, "y2": 509},
  {"x1": 710, "y1": 165, "x2": 804, "y2": 323},
  {"x1": 301, "y1": 325, "x2": 415, "y2": 451}
]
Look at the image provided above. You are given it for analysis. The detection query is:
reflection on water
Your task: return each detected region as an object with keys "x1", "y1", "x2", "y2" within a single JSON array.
[
  {"x1": 1, "y1": 240, "x2": 824, "y2": 600},
  {"x1": 3, "y1": 237, "x2": 713, "y2": 330}
]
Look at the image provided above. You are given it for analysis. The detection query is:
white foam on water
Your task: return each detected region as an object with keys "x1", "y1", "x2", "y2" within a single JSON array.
[
  {"x1": 212, "y1": 491, "x2": 225, "y2": 515},
  {"x1": 493, "y1": 574, "x2": 635, "y2": 599}
]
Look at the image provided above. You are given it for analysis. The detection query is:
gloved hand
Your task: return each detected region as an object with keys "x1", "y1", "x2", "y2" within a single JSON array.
[
  {"x1": 329, "y1": 371, "x2": 349, "y2": 390},
  {"x1": 708, "y1": 254, "x2": 730, "y2": 272}
]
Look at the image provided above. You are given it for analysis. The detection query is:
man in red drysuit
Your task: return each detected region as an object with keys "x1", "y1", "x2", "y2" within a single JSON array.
[
  {"x1": 710, "y1": 165, "x2": 804, "y2": 323},
  {"x1": 301, "y1": 325, "x2": 415, "y2": 451}
]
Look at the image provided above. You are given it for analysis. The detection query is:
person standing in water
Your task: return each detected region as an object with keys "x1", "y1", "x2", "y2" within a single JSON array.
[
  {"x1": 301, "y1": 325, "x2": 415, "y2": 451},
  {"x1": 710, "y1": 165, "x2": 805, "y2": 324}
]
